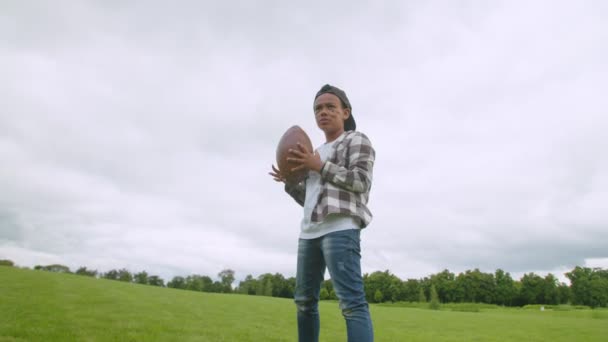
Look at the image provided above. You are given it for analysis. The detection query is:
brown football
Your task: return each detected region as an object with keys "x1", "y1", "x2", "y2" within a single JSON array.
[{"x1": 276, "y1": 125, "x2": 313, "y2": 184}]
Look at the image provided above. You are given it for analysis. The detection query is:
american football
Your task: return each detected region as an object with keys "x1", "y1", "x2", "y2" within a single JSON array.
[{"x1": 276, "y1": 125, "x2": 313, "y2": 184}]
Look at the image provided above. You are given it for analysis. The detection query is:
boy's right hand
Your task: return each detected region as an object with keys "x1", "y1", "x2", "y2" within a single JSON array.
[{"x1": 269, "y1": 165, "x2": 286, "y2": 183}]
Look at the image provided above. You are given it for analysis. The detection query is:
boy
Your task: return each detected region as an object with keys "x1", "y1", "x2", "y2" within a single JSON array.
[{"x1": 270, "y1": 84, "x2": 375, "y2": 342}]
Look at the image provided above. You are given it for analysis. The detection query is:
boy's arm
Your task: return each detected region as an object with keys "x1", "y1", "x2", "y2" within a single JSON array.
[
  {"x1": 285, "y1": 181, "x2": 306, "y2": 206},
  {"x1": 320, "y1": 132, "x2": 375, "y2": 193}
]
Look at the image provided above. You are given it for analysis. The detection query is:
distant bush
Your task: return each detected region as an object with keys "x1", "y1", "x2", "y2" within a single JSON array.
[
  {"x1": 34, "y1": 264, "x2": 71, "y2": 273},
  {"x1": 320, "y1": 288, "x2": 329, "y2": 300},
  {"x1": 429, "y1": 285, "x2": 440, "y2": 310},
  {"x1": 553, "y1": 305, "x2": 573, "y2": 311},
  {"x1": 443, "y1": 303, "x2": 499, "y2": 310},
  {"x1": 376, "y1": 301, "x2": 425, "y2": 308},
  {"x1": 523, "y1": 304, "x2": 554, "y2": 310},
  {"x1": 523, "y1": 304, "x2": 593, "y2": 311},
  {"x1": 591, "y1": 310, "x2": 608, "y2": 320},
  {"x1": 329, "y1": 290, "x2": 337, "y2": 300},
  {"x1": 443, "y1": 303, "x2": 494, "y2": 312},
  {"x1": 374, "y1": 290, "x2": 384, "y2": 303},
  {"x1": 376, "y1": 301, "x2": 495, "y2": 312},
  {"x1": 573, "y1": 305, "x2": 592, "y2": 310},
  {"x1": 552, "y1": 305, "x2": 591, "y2": 311},
  {"x1": 418, "y1": 288, "x2": 427, "y2": 303},
  {"x1": 75, "y1": 267, "x2": 98, "y2": 277},
  {"x1": 0, "y1": 259, "x2": 15, "y2": 267},
  {"x1": 451, "y1": 305, "x2": 480, "y2": 312}
]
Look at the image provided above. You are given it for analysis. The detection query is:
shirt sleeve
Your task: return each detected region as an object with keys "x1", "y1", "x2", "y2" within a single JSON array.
[
  {"x1": 284, "y1": 181, "x2": 306, "y2": 206},
  {"x1": 320, "y1": 132, "x2": 375, "y2": 193}
]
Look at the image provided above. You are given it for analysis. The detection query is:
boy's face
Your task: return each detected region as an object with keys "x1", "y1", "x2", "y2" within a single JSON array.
[{"x1": 313, "y1": 93, "x2": 350, "y2": 133}]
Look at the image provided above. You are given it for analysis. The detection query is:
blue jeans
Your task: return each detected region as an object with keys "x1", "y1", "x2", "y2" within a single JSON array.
[{"x1": 294, "y1": 229, "x2": 373, "y2": 342}]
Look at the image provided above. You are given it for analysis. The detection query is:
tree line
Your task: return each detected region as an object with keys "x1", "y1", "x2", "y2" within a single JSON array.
[{"x1": 3, "y1": 259, "x2": 606, "y2": 308}]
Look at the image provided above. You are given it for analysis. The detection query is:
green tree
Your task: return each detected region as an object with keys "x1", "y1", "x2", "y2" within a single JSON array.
[
  {"x1": 237, "y1": 274, "x2": 257, "y2": 295},
  {"x1": 543, "y1": 273, "x2": 559, "y2": 305},
  {"x1": 478, "y1": 271, "x2": 496, "y2": 304},
  {"x1": 210, "y1": 281, "x2": 223, "y2": 293},
  {"x1": 453, "y1": 269, "x2": 496, "y2": 303},
  {"x1": 512, "y1": 281, "x2": 525, "y2": 306},
  {"x1": 494, "y1": 269, "x2": 516, "y2": 306},
  {"x1": 429, "y1": 285, "x2": 440, "y2": 310},
  {"x1": 0, "y1": 259, "x2": 15, "y2": 267},
  {"x1": 363, "y1": 270, "x2": 401, "y2": 303},
  {"x1": 184, "y1": 275, "x2": 213, "y2": 292},
  {"x1": 430, "y1": 269, "x2": 455, "y2": 303},
  {"x1": 320, "y1": 288, "x2": 330, "y2": 300},
  {"x1": 218, "y1": 269, "x2": 235, "y2": 293},
  {"x1": 374, "y1": 289, "x2": 384, "y2": 303},
  {"x1": 403, "y1": 279, "x2": 421, "y2": 302},
  {"x1": 75, "y1": 266, "x2": 97, "y2": 277},
  {"x1": 147, "y1": 275, "x2": 164, "y2": 287},
  {"x1": 557, "y1": 282, "x2": 571, "y2": 304},
  {"x1": 102, "y1": 269, "x2": 119, "y2": 280},
  {"x1": 454, "y1": 270, "x2": 480, "y2": 302},
  {"x1": 272, "y1": 273, "x2": 294, "y2": 298},
  {"x1": 287, "y1": 277, "x2": 297, "y2": 297},
  {"x1": 388, "y1": 281, "x2": 402, "y2": 302},
  {"x1": 566, "y1": 267, "x2": 608, "y2": 308},
  {"x1": 263, "y1": 278, "x2": 273, "y2": 297},
  {"x1": 41, "y1": 264, "x2": 71, "y2": 273},
  {"x1": 588, "y1": 276, "x2": 608, "y2": 308},
  {"x1": 566, "y1": 267, "x2": 591, "y2": 305},
  {"x1": 418, "y1": 287, "x2": 427, "y2": 303},
  {"x1": 167, "y1": 276, "x2": 186, "y2": 289},
  {"x1": 133, "y1": 271, "x2": 149, "y2": 285},
  {"x1": 322, "y1": 279, "x2": 334, "y2": 298},
  {"x1": 200, "y1": 276, "x2": 214, "y2": 291},
  {"x1": 519, "y1": 273, "x2": 545, "y2": 304},
  {"x1": 118, "y1": 268, "x2": 133, "y2": 282},
  {"x1": 255, "y1": 278, "x2": 265, "y2": 296},
  {"x1": 185, "y1": 275, "x2": 203, "y2": 291},
  {"x1": 256, "y1": 274, "x2": 274, "y2": 297}
]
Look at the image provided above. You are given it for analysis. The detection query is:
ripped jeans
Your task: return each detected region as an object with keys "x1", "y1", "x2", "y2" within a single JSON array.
[{"x1": 294, "y1": 229, "x2": 373, "y2": 342}]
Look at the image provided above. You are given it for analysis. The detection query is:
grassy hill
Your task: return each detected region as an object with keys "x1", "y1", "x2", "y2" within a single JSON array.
[{"x1": 1, "y1": 266, "x2": 607, "y2": 341}]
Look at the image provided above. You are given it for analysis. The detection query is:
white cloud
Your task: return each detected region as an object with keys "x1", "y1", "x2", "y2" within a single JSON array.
[{"x1": 1, "y1": 1, "x2": 607, "y2": 283}]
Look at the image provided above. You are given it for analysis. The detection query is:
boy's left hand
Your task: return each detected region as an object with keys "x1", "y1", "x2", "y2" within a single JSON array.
[{"x1": 288, "y1": 142, "x2": 323, "y2": 173}]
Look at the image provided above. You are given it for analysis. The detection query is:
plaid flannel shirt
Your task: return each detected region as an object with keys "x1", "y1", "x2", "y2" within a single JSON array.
[{"x1": 285, "y1": 130, "x2": 375, "y2": 228}]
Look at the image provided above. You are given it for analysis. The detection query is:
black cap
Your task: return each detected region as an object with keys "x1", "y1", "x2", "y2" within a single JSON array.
[{"x1": 314, "y1": 84, "x2": 356, "y2": 131}]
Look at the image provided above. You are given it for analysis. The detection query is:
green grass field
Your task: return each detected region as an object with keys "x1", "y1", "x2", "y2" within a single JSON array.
[{"x1": 1, "y1": 267, "x2": 607, "y2": 341}]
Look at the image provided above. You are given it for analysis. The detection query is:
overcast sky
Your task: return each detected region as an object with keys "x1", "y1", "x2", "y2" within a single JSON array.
[{"x1": 1, "y1": 1, "x2": 607, "y2": 284}]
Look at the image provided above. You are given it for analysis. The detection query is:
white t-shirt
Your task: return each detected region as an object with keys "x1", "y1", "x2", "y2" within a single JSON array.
[{"x1": 300, "y1": 136, "x2": 359, "y2": 239}]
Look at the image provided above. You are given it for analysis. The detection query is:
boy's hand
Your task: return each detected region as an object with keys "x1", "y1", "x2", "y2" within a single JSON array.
[
  {"x1": 288, "y1": 142, "x2": 322, "y2": 173},
  {"x1": 269, "y1": 165, "x2": 286, "y2": 183}
]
